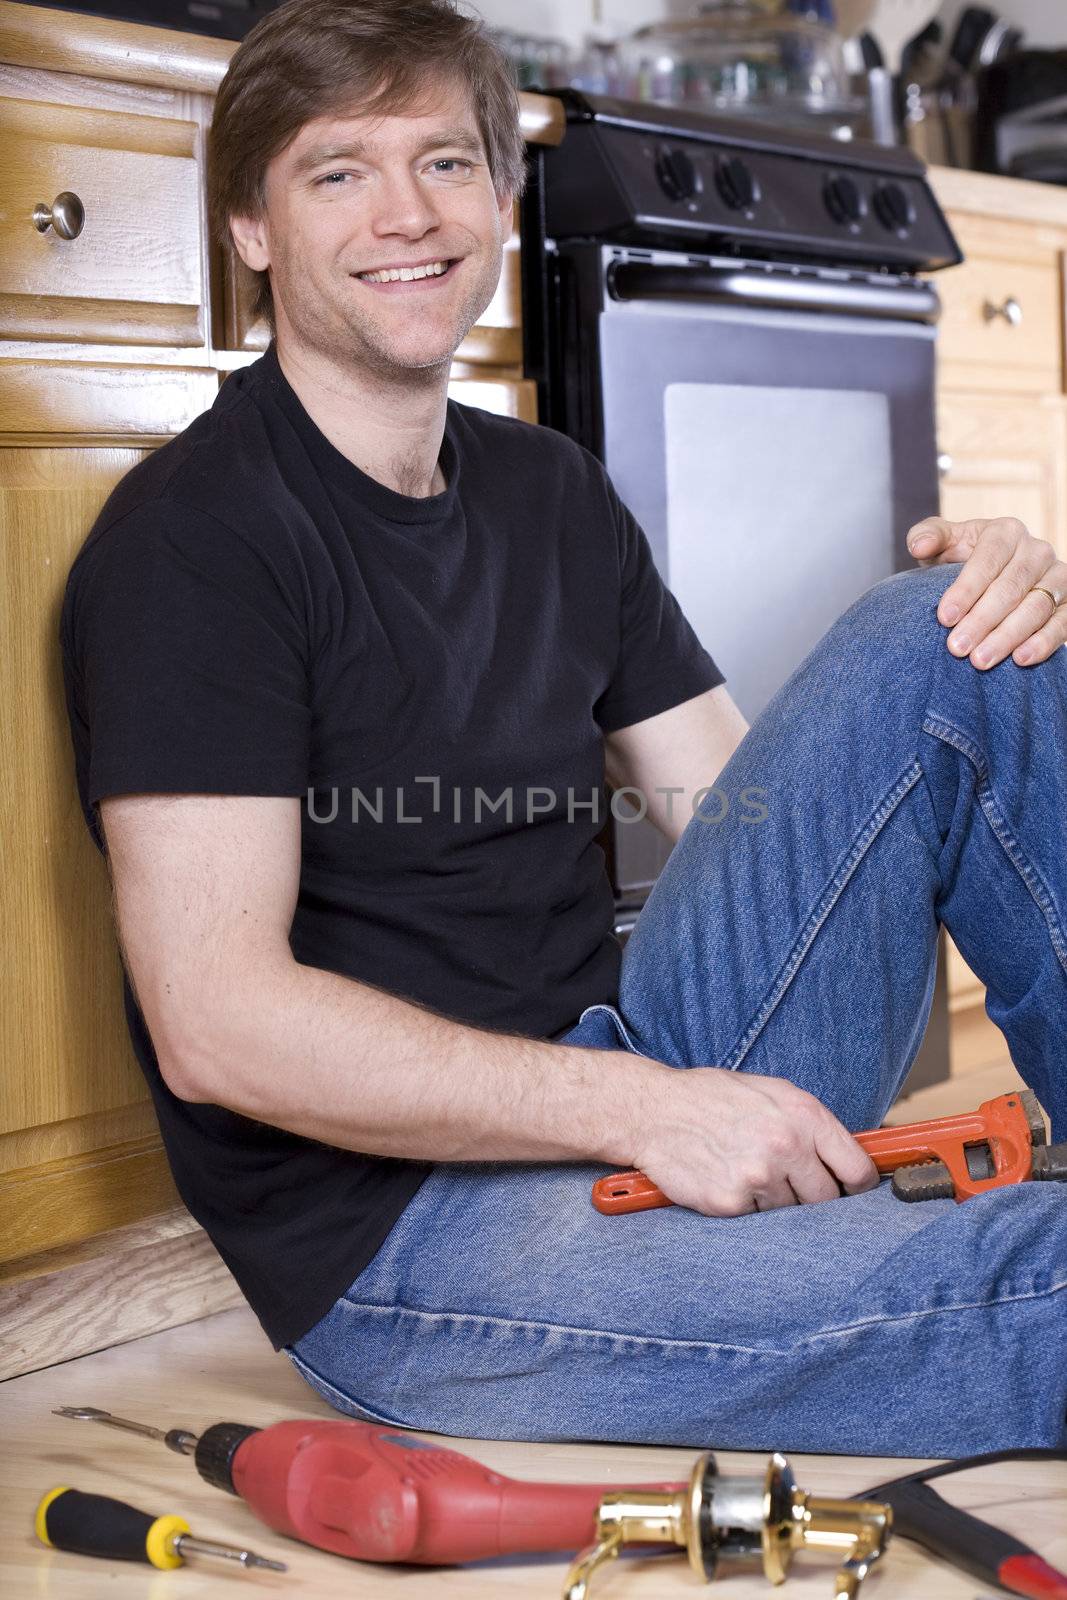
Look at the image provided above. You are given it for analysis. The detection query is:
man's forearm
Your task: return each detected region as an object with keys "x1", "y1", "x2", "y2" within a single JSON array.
[{"x1": 176, "y1": 957, "x2": 666, "y2": 1166}]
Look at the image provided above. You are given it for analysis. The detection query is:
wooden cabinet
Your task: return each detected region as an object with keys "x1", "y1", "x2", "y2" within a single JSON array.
[
  {"x1": 934, "y1": 213, "x2": 1065, "y2": 397},
  {"x1": 926, "y1": 166, "x2": 1067, "y2": 1076},
  {"x1": 0, "y1": 0, "x2": 562, "y2": 1366},
  {"x1": 1, "y1": 91, "x2": 208, "y2": 348},
  {"x1": 936, "y1": 391, "x2": 1067, "y2": 566}
]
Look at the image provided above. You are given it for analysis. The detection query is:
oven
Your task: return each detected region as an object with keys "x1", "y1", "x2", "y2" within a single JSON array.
[{"x1": 522, "y1": 90, "x2": 963, "y2": 1088}]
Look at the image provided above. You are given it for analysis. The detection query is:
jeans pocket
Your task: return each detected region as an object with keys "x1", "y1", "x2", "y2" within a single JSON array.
[
  {"x1": 578, "y1": 1001, "x2": 644, "y2": 1055},
  {"x1": 283, "y1": 1342, "x2": 411, "y2": 1429}
]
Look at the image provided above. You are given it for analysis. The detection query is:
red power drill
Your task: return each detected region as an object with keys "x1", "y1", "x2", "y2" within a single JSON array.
[
  {"x1": 54, "y1": 1403, "x2": 676, "y2": 1564},
  {"x1": 591, "y1": 1089, "x2": 1067, "y2": 1215}
]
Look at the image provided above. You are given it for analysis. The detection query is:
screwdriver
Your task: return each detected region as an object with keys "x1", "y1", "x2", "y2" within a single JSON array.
[{"x1": 35, "y1": 1485, "x2": 287, "y2": 1572}]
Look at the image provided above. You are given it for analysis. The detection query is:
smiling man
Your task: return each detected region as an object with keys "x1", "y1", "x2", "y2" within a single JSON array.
[
  {"x1": 60, "y1": 0, "x2": 1067, "y2": 1458},
  {"x1": 226, "y1": 76, "x2": 513, "y2": 500}
]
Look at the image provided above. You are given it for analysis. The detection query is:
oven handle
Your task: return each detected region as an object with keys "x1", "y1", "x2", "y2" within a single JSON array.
[{"x1": 607, "y1": 261, "x2": 941, "y2": 322}]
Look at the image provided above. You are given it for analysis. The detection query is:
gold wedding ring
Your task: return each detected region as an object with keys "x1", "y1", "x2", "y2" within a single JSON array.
[{"x1": 1030, "y1": 584, "x2": 1062, "y2": 609}]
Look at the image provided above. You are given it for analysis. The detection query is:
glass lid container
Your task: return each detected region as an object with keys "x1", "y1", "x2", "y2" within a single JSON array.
[{"x1": 614, "y1": 1, "x2": 866, "y2": 132}]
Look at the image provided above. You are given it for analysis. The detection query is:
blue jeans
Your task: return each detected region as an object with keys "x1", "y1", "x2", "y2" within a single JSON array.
[{"x1": 285, "y1": 563, "x2": 1067, "y2": 1457}]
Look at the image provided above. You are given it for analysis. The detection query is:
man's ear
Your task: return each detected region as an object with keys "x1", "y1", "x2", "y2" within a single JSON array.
[
  {"x1": 228, "y1": 211, "x2": 271, "y2": 272},
  {"x1": 497, "y1": 191, "x2": 515, "y2": 245}
]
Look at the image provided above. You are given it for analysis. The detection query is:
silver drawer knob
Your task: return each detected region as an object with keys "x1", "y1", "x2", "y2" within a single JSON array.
[
  {"x1": 32, "y1": 191, "x2": 85, "y2": 239},
  {"x1": 937, "y1": 452, "x2": 953, "y2": 479},
  {"x1": 982, "y1": 295, "x2": 1022, "y2": 328}
]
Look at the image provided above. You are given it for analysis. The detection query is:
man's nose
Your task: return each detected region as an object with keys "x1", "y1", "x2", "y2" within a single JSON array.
[{"x1": 370, "y1": 171, "x2": 441, "y2": 237}]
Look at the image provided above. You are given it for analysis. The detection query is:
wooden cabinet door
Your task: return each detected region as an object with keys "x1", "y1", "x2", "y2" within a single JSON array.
[
  {"x1": 937, "y1": 390, "x2": 1067, "y2": 564},
  {"x1": 935, "y1": 389, "x2": 1067, "y2": 1072},
  {"x1": 1, "y1": 446, "x2": 141, "y2": 1136},
  {"x1": 0, "y1": 428, "x2": 221, "y2": 1261}
]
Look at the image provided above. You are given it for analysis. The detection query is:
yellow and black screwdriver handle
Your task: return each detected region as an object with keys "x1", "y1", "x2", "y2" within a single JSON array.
[
  {"x1": 36, "y1": 1485, "x2": 190, "y2": 1569},
  {"x1": 34, "y1": 1485, "x2": 286, "y2": 1572}
]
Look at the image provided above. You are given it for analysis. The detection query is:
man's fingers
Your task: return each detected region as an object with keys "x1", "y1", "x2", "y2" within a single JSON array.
[
  {"x1": 750, "y1": 1177, "x2": 800, "y2": 1211},
  {"x1": 786, "y1": 1155, "x2": 845, "y2": 1206},
  {"x1": 815, "y1": 1120, "x2": 879, "y2": 1195},
  {"x1": 940, "y1": 548, "x2": 1066, "y2": 669},
  {"x1": 907, "y1": 519, "x2": 943, "y2": 558}
]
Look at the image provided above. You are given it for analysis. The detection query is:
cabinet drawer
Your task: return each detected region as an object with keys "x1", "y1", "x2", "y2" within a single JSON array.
[
  {"x1": 0, "y1": 360, "x2": 219, "y2": 439},
  {"x1": 933, "y1": 216, "x2": 1064, "y2": 394},
  {"x1": 0, "y1": 93, "x2": 206, "y2": 347}
]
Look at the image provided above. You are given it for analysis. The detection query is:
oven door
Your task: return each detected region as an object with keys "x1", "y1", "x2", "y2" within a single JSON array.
[
  {"x1": 545, "y1": 242, "x2": 950, "y2": 1088},
  {"x1": 549, "y1": 243, "x2": 943, "y2": 897}
]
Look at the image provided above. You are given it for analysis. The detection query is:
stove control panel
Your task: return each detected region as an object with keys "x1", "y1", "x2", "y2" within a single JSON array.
[{"x1": 541, "y1": 91, "x2": 962, "y2": 274}]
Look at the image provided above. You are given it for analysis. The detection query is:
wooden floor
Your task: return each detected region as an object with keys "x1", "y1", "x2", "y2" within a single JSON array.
[{"x1": 3, "y1": 1060, "x2": 1065, "y2": 1598}]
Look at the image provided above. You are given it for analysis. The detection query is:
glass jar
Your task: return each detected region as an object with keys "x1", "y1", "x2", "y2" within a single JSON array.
[
  {"x1": 614, "y1": 0, "x2": 866, "y2": 133},
  {"x1": 491, "y1": 30, "x2": 577, "y2": 92}
]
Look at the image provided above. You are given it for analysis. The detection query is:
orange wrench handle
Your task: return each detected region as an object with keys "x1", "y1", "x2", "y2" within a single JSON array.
[{"x1": 591, "y1": 1092, "x2": 1038, "y2": 1214}]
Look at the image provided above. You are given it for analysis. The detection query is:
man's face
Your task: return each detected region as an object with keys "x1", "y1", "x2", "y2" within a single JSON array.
[{"x1": 232, "y1": 77, "x2": 514, "y2": 375}]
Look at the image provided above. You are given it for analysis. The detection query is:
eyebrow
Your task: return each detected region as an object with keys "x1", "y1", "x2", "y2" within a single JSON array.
[{"x1": 289, "y1": 127, "x2": 485, "y2": 178}]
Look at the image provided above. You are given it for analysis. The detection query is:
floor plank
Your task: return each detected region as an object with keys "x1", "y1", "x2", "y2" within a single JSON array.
[{"x1": 2, "y1": 1305, "x2": 1064, "y2": 1597}]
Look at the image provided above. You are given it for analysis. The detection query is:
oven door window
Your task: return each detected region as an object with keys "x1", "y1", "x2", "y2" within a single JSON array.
[{"x1": 597, "y1": 298, "x2": 937, "y2": 726}]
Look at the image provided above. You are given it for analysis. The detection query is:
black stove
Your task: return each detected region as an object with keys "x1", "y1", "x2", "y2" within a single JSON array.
[{"x1": 531, "y1": 88, "x2": 962, "y2": 274}]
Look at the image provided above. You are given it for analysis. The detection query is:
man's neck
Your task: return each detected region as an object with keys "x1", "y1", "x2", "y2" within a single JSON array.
[{"x1": 274, "y1": 337, "x2": 450, "y2": 499}]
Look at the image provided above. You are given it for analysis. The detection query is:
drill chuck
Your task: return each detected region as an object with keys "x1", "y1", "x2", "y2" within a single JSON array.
[{"x1": 194, "y1": 1422, "x2": 262, "y2": 1496}]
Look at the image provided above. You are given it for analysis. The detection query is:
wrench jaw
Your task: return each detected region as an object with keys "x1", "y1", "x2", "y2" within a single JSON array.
[
  {"x1": 1020, "y1": 1090, "x2": 1048, "y2": 1148},
  {"x1": 891, "y1": 1161, "x2": 954, "y2": 1201},
  {"x1": 890, "y1": 1091, "x2": 1051, "y2": 1203}
]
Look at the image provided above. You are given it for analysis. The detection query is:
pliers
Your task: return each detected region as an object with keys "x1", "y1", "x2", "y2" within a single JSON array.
[{"x1": 857, "y1": 1447, "x2": 1067, "y2": 1598}]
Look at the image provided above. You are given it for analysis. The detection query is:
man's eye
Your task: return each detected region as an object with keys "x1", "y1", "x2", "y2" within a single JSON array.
[
  {"x1": 316, "y1": 171, "x2": 353, "y2": 186},
  {"x1": 432, "y1": 159, "x2": 473, "y2": 175}
]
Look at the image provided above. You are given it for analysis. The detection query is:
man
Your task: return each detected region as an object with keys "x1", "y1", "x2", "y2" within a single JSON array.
[{"x1": 61, "y1": 0, "x2": 1067, "y2": 1457}]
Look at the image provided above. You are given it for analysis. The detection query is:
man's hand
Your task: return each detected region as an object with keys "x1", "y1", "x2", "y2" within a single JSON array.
[
  {"x1": 630, "y1": 1065, "x2": 879, "y2": 1215},
  {"x1": 906, "y1": 515, "x2": 1066, "y2": 669}
]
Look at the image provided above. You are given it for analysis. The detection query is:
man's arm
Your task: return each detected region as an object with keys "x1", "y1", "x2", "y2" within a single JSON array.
[
  {"x1": 97, "y1": 783, "x2": 875, "y2": 1210},
  {"x1": 97, "y1": 792, "x2": 663, "y2": 1165},
  {"x1": 604, "y1": 683, "x2": 750, "y2": 846}
]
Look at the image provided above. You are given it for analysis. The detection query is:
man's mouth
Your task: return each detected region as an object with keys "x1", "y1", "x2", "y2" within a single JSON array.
[{"x1": 355, "y1": 258, "x2": 459, "y2": 289}]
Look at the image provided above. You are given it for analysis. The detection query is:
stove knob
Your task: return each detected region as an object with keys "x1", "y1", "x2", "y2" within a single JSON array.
[
  {"x1": 715, "y1": 156, "x2": 760, "y2": 212},
  {"x1": 655, "y1": 146, "x2": 699, "y2": 203},
  {"x1": 824, "y1": 173, "x2": 867, "y2": 227},
  {"x1": 873, "y1": 181, "x2": 916, "y2": 233}
]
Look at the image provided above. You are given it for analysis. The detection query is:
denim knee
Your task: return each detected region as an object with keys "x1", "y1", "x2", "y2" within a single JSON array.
[
  {"x1": 825, "y1": 562, "x2": 962, "y2": 666},
  {"x1": 866, "y1": 560, "x2": 962, "y2": 618}
]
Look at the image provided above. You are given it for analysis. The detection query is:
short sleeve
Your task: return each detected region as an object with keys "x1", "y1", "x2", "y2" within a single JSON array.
[
  {"x1": 594, "y1": 475, "x2": 725, "y2": 734},
  {"x1": 61, "y1": 500, "x2": 312, "y2": 835}
]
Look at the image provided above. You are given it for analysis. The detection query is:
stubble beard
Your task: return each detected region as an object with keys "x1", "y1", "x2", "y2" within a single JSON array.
[{"x1": 279, "y1": 238, "x2": 503, "y2": 384}]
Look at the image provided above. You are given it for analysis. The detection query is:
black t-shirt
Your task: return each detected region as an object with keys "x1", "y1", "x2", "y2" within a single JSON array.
[{"x1": 59, "y1": 341, "x2": 724, "y2": 1349}]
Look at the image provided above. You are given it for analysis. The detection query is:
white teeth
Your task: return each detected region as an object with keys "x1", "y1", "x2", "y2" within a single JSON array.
[{"x1": 360, "y1": 260, "x2": 450, "y2": 284}]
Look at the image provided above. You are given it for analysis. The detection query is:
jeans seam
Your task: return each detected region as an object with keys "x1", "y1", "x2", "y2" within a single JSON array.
[
  {"x1": 337, "y1": 1276, "x2": 1067, "y2": 1356},
  {"x1": 722, "y1": 759, "x2": 925, "y2": 1072},
  {"x1": 923, "y1": 712, "x2": 1067, "y2": 980},
  {"x1": 285, "y1": 1342, "x2": 405, "y2": 1425}
]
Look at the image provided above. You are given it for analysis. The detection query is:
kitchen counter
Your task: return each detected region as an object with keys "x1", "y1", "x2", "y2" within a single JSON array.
[{"x1": 928, "y1": 161, "x2": 1067, "y2": 228}]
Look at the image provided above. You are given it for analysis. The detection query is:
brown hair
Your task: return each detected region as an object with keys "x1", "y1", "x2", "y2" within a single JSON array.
[{"x1": 208, "y1": 0, "x2": 527, "y2": 334}]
